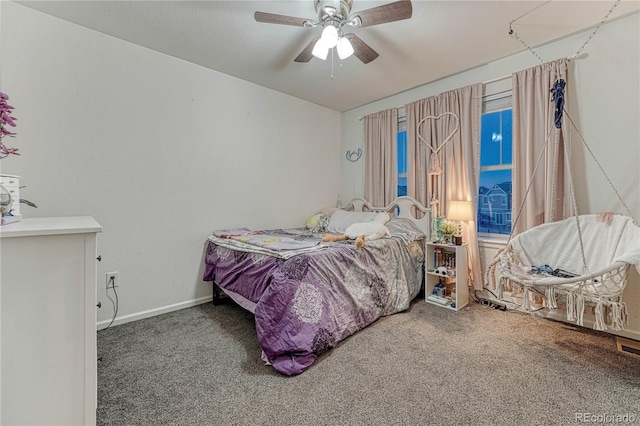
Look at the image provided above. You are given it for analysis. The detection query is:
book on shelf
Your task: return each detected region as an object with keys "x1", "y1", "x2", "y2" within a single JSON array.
[{"x1": 433, "y1": 247, "x2": 456, "y2": 268}]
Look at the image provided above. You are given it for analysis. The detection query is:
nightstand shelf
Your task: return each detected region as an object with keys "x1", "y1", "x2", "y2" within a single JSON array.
[{"x1": 425, "y1": 242, "x2": 469, "y2": 311}]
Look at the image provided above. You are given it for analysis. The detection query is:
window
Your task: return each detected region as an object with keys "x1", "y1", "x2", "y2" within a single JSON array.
[
  {"x1": 397, "y1": 111, "x2": 407, "y2": 196},
  {"x1": 478, "y1": 93, "x2": 512, "y2": 236}
]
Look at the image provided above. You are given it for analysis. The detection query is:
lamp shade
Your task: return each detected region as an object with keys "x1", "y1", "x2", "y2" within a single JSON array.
[
  {"x1": 321, "y1": 25, "x2": 338, "y2": 48},
  {"x1": 336, "y1": 36, "x2": 354, "y2": 59},
  {"x1": 447, "y1": 200, "x2": 474, "y2": 222},
  {"x1": 312, "y1": 38, "x2": 330, "y2": 60}
]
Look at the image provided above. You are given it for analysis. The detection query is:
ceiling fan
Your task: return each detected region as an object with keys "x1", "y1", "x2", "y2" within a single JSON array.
[{"x1": 254, "y1": 0, "x2": 413, "y2": 64}]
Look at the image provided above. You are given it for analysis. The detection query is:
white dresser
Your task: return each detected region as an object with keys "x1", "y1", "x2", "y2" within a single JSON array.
[{"x1": 0, "y1": 217, "x2": 102, "y2": 425}]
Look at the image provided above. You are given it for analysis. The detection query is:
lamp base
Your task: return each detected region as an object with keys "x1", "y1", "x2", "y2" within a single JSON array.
[{"x1": 454, "y1": 235, "x2": 463, "y2": 246}]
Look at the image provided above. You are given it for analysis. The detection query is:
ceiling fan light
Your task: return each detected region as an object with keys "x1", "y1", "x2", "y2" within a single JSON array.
[
  {"x1": 320, "y1": 24, "x2": 338, "y2": 48},
  {"x1": 312, "y1": 38, "x2": 330, "y2": 60},
  {"x1": 336, "y1": 36, "x2": 354, "y2": 60}
]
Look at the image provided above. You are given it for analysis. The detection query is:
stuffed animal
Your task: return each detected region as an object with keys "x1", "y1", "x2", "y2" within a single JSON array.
[
  {"x1": 434, "y1": 266, "x2": 449, "y2": 277},
  {"x1": 322, "y1": 221, "x2": 390, "y2": 249}
]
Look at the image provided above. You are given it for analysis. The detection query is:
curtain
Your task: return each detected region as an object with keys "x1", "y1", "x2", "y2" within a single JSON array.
[
  {"x1": 512, "y1": 58, "x2": 573, "y2": 234},
  {"x1": 363, "y1": 108, "x2": 398, "y2": 206},
  {"x1": 405, "y1": 84, "x2": 483, "y2": 290}
]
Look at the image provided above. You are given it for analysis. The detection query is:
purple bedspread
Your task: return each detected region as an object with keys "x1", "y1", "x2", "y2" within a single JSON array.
[{"x1": 202, "y1": 218, "x2": 424, "y2": 375}]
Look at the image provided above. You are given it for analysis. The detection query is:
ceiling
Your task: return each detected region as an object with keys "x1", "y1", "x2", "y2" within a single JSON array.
[{"x1": 15, "y1": 0, "x2": 640, "y2": 112}]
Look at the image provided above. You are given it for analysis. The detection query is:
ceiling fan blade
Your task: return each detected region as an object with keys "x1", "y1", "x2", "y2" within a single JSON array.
[
  {"x1": 294, "y1": 37, "x2": 321, "y2": 63},
  {"x1": 254, "y1": 11, "x2": 311, "y2": 27},
  {"x1": 344, "y1": 33, "x2": 379, "y2": 64},
  {"x1": 351, "y1": 0, "x2": 413, "y2": 28}
]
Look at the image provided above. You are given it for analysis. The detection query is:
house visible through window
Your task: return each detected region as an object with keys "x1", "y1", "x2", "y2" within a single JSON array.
[{"x1": 478, "y1": 93, "x2": 512, "y2": 236}]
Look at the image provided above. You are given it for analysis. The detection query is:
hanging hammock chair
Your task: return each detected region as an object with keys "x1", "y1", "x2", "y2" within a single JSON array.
[
  {"x1": 487, "y1": 213, "x2": 640, "y2": 330},
  {"x1": 485, "y1": 76, "x2": 640, "y2": 332}
]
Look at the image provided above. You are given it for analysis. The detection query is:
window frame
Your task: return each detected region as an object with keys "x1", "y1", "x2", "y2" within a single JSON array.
[
  {"x1": 477, "y1": 90, "x2": 513, "y2": 241},
  {"x1": 397, "y1": 107, "x2": 407, "y2": 197}
]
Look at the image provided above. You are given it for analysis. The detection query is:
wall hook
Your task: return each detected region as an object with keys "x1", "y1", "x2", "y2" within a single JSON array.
[{"x1": 346, "y1": 148, "x2": 362, "y2": 162}]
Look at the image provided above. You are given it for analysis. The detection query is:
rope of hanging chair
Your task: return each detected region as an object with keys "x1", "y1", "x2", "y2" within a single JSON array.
[
  {"x1": 560, "y1": 115, "x2": 590, "y2": 274},
  {"x1": 509, "y1": 1, "x2": 622, "y2": 68},
  {"x1": 506, "y1": 124, "x2": 556, "y2": 247},
  {"x1": 563, "y1": 109, "x2": 637, "y2": 223},
  {"x1": 509, "y1": 67, "x2": 566, "y2": 244},
  {"x1": 550, "y1": 127, "x2": 560, "y2": 221}
]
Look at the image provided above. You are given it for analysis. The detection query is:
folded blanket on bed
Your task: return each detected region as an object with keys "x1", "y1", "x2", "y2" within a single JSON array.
[{"x1": 210, "y1": 228, "x2": 326, "y2": 259}]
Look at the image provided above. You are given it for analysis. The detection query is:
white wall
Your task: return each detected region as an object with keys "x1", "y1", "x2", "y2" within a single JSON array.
[
  {"x1": 0, "y1": 2, "x2": 342, "y2": 327},
  {"x1": 341, "y1": 12, "x2": 640, "y2": 339}
]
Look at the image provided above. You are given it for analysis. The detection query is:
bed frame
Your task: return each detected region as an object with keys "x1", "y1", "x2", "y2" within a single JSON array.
[{"x1": 341, "y1": 196, "x2": 432, "y2": 236}]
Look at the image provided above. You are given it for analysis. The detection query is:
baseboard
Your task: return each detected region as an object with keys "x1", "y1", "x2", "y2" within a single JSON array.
[
  {"x1": 96, "y1": 295, "x2": 213, "y2": 330},
  {"x1": 540, "y1": 309, "x2": 640, "y2": 342}
]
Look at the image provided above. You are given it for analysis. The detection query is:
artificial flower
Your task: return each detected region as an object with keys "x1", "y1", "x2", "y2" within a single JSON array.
[{"x1": 0, "y1": 92, "x2": 19, "y2": 159}]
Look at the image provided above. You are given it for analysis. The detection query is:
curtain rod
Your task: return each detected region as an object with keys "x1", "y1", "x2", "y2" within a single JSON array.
[
  {"x1": 481, "y1": 54, "x2": 585, "y2": 87},
  {"x1": 482, "y1": 74, "x2": 511, "y2": 85},
  {"x1": 358, "y1": 53, "x2": 587, "y2": 121},
  {"x1": 358, "y1": 106, "x2": 404, "y2": 121},
  {"x1": 358, "y1": 75, "x2": 511, "y2": 121},
  {"x1": 357, "y1": 55, "x2": 585, "y2": 121}
]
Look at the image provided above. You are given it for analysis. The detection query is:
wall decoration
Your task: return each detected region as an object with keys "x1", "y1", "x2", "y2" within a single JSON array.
[
  {"x1": 346, "y1": 148, "x2": 362, "y2": 162},
  {"x1": 417, "y1": 112, "x2": 459, "y2": 155},
  {"x1": 417, "y1": 111, "x2": 460, "y2": 230}
]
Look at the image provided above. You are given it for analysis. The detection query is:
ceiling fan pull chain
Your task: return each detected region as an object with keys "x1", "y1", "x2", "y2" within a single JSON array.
[{"x1": 330, "y1": 48, "x2": 335, "y2": 80}]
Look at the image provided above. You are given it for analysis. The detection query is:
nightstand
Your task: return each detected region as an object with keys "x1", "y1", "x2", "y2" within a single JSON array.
[{"x1": 425, "y1": 241, "x2": 469, "y2": 310}]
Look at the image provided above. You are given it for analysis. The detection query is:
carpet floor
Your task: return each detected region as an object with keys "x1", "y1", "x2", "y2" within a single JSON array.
[{"x1": 97, "y1": 299, "x2": 640, "y2": 425}]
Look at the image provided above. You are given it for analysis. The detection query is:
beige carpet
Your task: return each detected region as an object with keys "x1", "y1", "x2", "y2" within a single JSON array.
[{"x1": 97, "y1": 299, "x2": 640, "y2": 425}]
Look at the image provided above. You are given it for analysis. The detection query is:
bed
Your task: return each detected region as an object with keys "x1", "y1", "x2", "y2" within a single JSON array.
[{"x1": 202, "y1": 196, "x2": 431, "y2": 375}]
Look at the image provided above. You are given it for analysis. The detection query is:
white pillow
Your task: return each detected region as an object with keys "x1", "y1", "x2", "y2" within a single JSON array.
[
  {"x1": 344, "y1": 221, "x2": 390, "y2": 241},
  {"x1": 326, "y1": 210, "x2": 390, "y2": 234}
]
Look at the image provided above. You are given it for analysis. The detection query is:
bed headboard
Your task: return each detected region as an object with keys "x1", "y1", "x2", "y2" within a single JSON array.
[{"x1": 342, "y1": 196, "x2": 432, "y2": 237}]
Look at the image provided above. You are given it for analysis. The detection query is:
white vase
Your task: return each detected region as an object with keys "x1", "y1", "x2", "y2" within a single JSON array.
[{"x1": 0, "y1": 184, "x2": 13, "y2": 216}]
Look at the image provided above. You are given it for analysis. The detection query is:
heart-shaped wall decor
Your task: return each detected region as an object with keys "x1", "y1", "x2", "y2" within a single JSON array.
[{"x1": 417, "y1": 112, "x2": 460, "y2": 154}]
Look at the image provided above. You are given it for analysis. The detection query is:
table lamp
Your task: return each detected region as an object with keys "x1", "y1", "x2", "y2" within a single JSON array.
[{"x1": 447, "y1": 200, "x2": 474, "y2": 244}]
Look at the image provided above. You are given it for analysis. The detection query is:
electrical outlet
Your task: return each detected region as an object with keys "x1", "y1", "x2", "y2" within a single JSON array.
[{"x1": 106, "y1": 271, "x2": 119, "y2": 289}]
